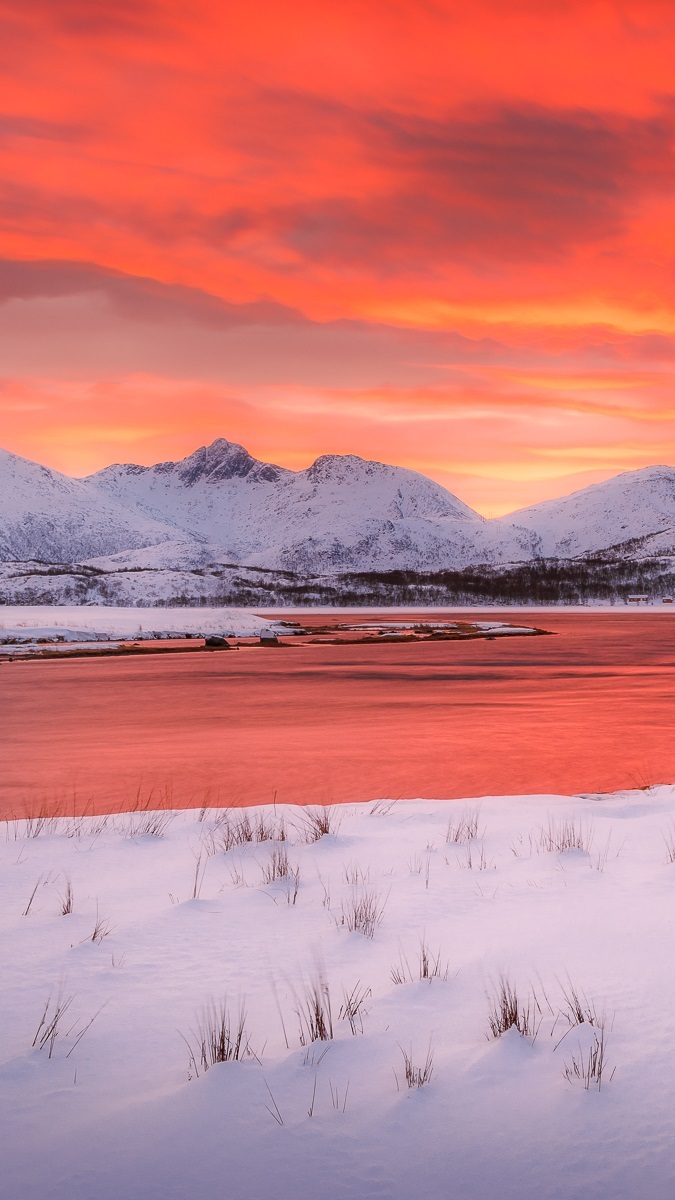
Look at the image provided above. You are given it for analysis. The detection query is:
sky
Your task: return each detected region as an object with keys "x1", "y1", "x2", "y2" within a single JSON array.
[{"x1": 2, "y1": 1, "x2": 675, "y2": 514}]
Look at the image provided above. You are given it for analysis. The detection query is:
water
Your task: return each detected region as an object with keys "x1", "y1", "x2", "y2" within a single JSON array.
[{"x1": 2, "y1": 611, "x2": 675, "y2": 816}]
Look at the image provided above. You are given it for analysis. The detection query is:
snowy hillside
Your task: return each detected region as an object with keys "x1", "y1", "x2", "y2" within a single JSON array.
[
  {"x1": 3, "y1": 788, "x2": 675, "y2": 1200},
  {"x1": 87, "y1": 438, "x2": 536, "y2": 572},
  {"x1": 4, "y1": 441, "x2": 675, "y2": 591},
  {"x1": 499, "y1": 466, "x2": 675, "y2": 558},
  {"x1": 0, "y1": 447, "x2": 183, "y2": 563}
]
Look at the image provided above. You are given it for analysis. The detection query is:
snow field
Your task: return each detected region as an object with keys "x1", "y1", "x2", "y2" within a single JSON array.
[
  {"x1": 0, "y1": 604, "x2": 279, "y2": 640},
  {"x1": 2, "y1": 790, "x2": 675, "y2": 1199}
]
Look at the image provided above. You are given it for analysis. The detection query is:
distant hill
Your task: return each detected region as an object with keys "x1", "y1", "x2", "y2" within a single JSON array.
[{"x1": 497, "y1": 466, "x2": 675, "y2": 558}]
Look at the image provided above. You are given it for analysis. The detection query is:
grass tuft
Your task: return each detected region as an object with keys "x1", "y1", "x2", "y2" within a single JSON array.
[
  {"x1": 539, "y1": 817, "x2": 593, "y2": 854},
  {"x1": 59, "y1": 876, "x2": 74, "y2": 915},
  {"x1": 446, "y1": 808, "x2": 482, "y2": 843},
  {"x1": 487, "y1": 975, "x2": 539, "y2": 1039},
  {"x1": 295, "y1": 973, "x2": 334, "y2": 1045},
  {"x1": 211, "y1": 809, "x2": 286, "y2": 852},
  {"x1": 339, "y1": 886, "x2": 387, "y2": 938},
  {"x1": 296, "y1": 805, "x2": 342, "y2": 843},
  {"x1": 557, "y1": 978, "x2": 604, "y2": 1030},
  {"x1": 117, "y1": 809, "x2": 176, "y2": 838},
  {"x1": 182, "y1": 1000, "x2": 252, "y2": 1077},
  {"x1": 562, "y1": 1028, "x2": 614, "y2": 1091},
  {"x1": 396, "y1": 1043, "x2": 434, "y2": 1089},
  {"x1": 32, "y1": 989, "x2": 75, "y2": 1058},
  {"x1": 338, "y1": 981, "x2": 371, "y2": 1034},
  {"x1": 391, "y1": 938, "x2": 448, "y2": 984},
  {"x1": 260, "y1": 845, "x2": 299, "y2": 884}
]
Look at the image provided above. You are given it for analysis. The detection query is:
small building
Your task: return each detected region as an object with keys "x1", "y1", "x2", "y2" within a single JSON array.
[
  {"x1": 662, "y1": 597, "x2": 673, "y2": 604},
  {"x1": 627, "y1": 595, "x2": 650, "y2": 604}
]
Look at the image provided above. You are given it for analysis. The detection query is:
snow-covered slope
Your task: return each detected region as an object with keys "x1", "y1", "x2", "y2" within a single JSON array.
[
  {"x1": 0, "y1": 447, "x2": 183, "y2": 563},
  {"x1": 5, "y1": 440, "x2": 675, "y2": 577},
  {"x1": 499, "y1": 466, "x2": 675, "y2": 558},
  {"x1": 85, "y1": 438, "x2": 537, "y2": 572},
  {"x1": 3, "y1": 789, "x2": 675, "y2": 1200}
]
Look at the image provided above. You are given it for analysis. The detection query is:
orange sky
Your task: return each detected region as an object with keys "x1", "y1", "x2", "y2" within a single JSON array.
[{"x1": 2, "y1": 0, "x2": 675, "y2": 513}]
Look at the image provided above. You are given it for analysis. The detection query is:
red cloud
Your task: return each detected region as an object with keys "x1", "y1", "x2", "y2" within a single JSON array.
[{"x1": 2, "y1": 0, "x2": 675, "y2": 506}]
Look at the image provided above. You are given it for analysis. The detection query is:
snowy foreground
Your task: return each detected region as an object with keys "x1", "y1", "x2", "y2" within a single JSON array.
[{"x1": 3, "y1": 790, "x2": 675, "y2": 1200}]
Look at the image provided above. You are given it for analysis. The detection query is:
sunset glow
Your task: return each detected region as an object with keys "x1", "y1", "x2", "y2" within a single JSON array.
[{"x1": 2, "y1": 0, "x2": 675, "y2": 512}]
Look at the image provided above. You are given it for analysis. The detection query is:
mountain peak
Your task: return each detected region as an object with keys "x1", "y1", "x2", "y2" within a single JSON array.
[{"x1": 176, "y1": 439, "x2": 258, "y2": 485}]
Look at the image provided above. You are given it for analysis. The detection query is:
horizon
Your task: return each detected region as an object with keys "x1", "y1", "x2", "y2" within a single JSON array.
[{"x1": 3, "y1": 3, "x2": 675, "y2": 515}]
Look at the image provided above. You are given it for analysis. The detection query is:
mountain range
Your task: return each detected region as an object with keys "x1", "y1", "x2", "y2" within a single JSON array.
[{"x1": 2, "y1": 439, "x2": 675, "y2": 604}]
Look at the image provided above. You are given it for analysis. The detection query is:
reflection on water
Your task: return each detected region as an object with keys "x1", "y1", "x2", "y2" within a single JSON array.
[{"x1": 2, "y1": 611, "x2": 675, "y2": 815}]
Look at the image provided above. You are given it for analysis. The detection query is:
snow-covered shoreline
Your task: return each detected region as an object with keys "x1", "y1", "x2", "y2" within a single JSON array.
[
  {"x1": 0, "y1": 604, "x2": 281, "y2": 640},
  {"x1": 1, "y1": 601, "x2": 673, "y2": 638},
  {"x1": 3, "y1": 787, "x2": 675, "y2": 1199}
]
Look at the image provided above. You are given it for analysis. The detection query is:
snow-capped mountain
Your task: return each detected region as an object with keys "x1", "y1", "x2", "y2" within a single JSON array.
[
  {"x1": 3, "y1": 441, "x2": 675, "y2": 583},
  {"x1": 0, "y1": 447, "x2": 182, "y2": 563},
  {"x1": 84, "y1": 438, "x2": 538, "y2": 573},
  {"x1": 498, "y1": 466, "x2": 675, "y2": 558}
]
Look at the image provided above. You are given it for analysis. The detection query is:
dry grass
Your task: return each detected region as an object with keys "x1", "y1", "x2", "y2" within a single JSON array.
[
  {"x1": 32, "y1": 989, "x2": 75, "y2": 1058},
  {"x1": 284, "y1": 864, "x2": 301, "y2": 905},
  {"x1": 85, "y1": 904, "x2": 113, "y2": 944},
  {"x1": 296, "y1": 805, "x2": 342, "y2": 843},
  {"x1": 182, "y1": 1000, "x2": 253, "y2": 1077},
  {"x1": 457, "y1": 841, "x2": 490, "y2": 870},
  {"x1": 663, "y1": 825, "x2": 675, "y2": 864},
  {"x1": 562, "y1": 1028, "x2": 614, "y2": 1091},
  {"x1": 260, "y1": 846, "x2": 299, "y2": 885},
  {"x1": 368, "y1": 799, "x2": 397, "y2": 816},
  {"x1": 557, "y1": 978, "x2": 604, "y2": 1030},
  {"x1": 397, "y1": 1043, "x2": 434, "y2": 1089},
  {"x1": 391, "y1": 937, "x2": 448, "y2": 984},
  {"x1": 446, "y1": 808, "x2": 482, "y2": 843},
  {"x1": 487, "y1": 976, "x2": 539, "y2": 1039},
  {"x1": 210, "y1": 809, "x2": 287, "y2": 852},
  {"x1": 539, "y1": 817, "x2": 594, "y2": 854},
  {"x1": 339, "y1": 982, "x2": 371, "y2": 1034},
  {"x1": 295, "y1": 973, "x2": 334, "y2": 1045},
  {"x1": 59, "y1": 876, "x2": 74, "y2": 915},
  {"x1": 342, "y1": 861, "x2": 370, "y2": 885},
  {"x1": 116, "y1": 809, "x2": 176, "y2": 838},
  {"x1": 22, "y1": 875, "x2": 44, "y2": 916},
  {"x1": 191, "y1": 851, "x2": 207, "y2": 899},
  {"x1": 418, "y1": 937, "x2": 449, "y2": 982},
  {"x1": 339, "y1": 886, "x2": 387, "y2": 938}
]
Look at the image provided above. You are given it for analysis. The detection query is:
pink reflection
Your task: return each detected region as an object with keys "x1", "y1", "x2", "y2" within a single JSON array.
[{"x1": 2, "y1": 612, "x2": 674, "y2": 817}]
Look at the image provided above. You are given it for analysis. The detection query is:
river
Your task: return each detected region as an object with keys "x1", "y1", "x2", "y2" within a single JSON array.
[{"x1": 2, "y1": 611, "x2": 675, "y2": 816}]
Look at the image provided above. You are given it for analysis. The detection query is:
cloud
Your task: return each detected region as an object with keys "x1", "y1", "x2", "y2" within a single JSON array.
[
  {"x1": 212, "y1": 96, "x2": 675, "y2": 270},
  {"x1": 0, "y1": 113, "x2": 89, "y2": 142},
  {"x1": 0, "y1": 259, "x2": 305, "y2": 327},
  {"x1": 0, "y1": 0, "x2": 163, "y2": 38}
]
